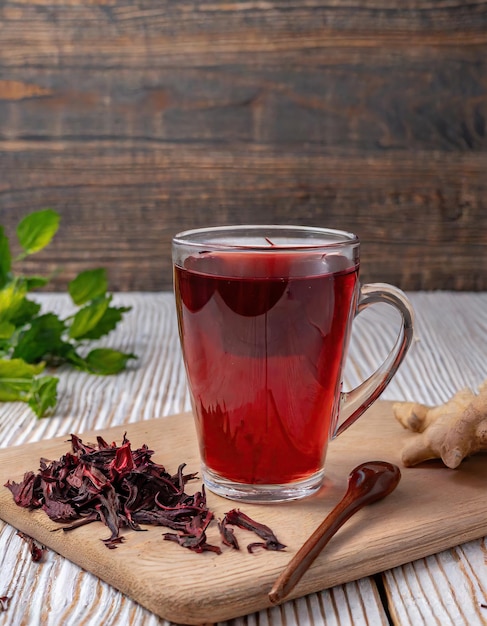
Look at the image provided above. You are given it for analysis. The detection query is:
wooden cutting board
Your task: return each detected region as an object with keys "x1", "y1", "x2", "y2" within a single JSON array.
[{"x1": 1, "y1": 401, "x2": 486, "y2": 625}]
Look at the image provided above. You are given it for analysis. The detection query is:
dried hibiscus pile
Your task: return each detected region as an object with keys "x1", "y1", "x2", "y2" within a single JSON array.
[{"x1": 5, "y1": 434, "x2": 285, "y2": 554}]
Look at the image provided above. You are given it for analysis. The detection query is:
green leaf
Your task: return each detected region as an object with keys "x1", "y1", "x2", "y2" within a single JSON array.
[
  {"x1": 12, "y1": 313, "x2": 67, "y2": 363},
  {"x1": 0, "y1": 357, "x2": 57, "y2": 417},
  {"x1": 0, "y1": 209, "x2": 136, "y2": 417},
  {"x1": 24, "y1": 276, "x2": 50, "y2": 290},
  {"x1": 68, "y1": 296, "x2": 110, "y2": 340},
  {"x1": 16, "y1": 209, "x2": 60, "y2": 256},
  {"x1": 0, "y1": 280, "x2": 28, "y2": 323},
  {"x1": 0, "y1": 227, "x2": 12, "y2": 288},
  {"x1": 77, "y1": 305, "x2": 131, "y2": 340},
  {"x1": 0, "y1": 321, "x2": 15, "y2": 340},
  {"x1": 9, "y1": 297, "x2": 42, "y2": 327},
  {"x1": 0, "y1": 358, "x2": 45, "y2": 402},
  {"x1": 82, "y1": 348, "x2": 137, "y2": 375},
  {"x1": 63, "y1": 347, "x2": 87, "y2": 369},
  {"x1": 27, "y1": 375, "x2": 58, "y2": 418},
  {"x1": 68, "y1": 268, "x2": 108, "y2": 306},
  {"x1": 0, "y1": 358, "x2": 45, "y2": 378}
]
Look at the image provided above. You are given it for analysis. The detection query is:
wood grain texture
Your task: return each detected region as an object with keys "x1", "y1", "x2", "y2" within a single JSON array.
[
  {"x1": 2, "y1": 399, "x2": 487, "y2": 624},
  {"x1": 3, "y1": 401, "x2": 449, "y2": 624},
  {"x1": 0, "y1": 292, "x2": 486, "y2": 625},
  {"x1": 0, "y1": 291, "x2": 396, "y2": 626},
  {"x1": 384, "y1": 541, "x2": 487, "y2": 626},
  {"x1": 1, "y1": 2, "x2": 487, "y2": 291}
]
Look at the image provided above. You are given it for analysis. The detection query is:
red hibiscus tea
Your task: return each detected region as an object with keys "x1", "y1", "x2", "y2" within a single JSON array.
[{"x1": 173, "y1": 226, "x2": 413, "y2": 502}]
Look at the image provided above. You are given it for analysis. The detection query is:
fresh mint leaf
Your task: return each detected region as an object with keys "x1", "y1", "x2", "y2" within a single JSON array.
[
  {"x1": 0, "y1": 280, "x2": 28, "y2": 323},
  {"x1": 68, "y1": 268, "x2": 108, "y2": 306},
  {"x1": 63, "y1": 347, "x2": 87, "y2": 370},
  {"x1": 82, "y1": 348, "x2": 136, "y2": 375},
  {"x1": 77, "y1": 305, "x2": 132, "y2": 340},
  {"x1": 68, "y1": 296, "x2": 110, "y2": 340},
  {"x1": 16, "y1": 209, "x2": 60, "y2": 257},
  {"x1": 9, "y1": 297, "x2": 42, "y2": 327},
  {"x1": 0, "y1": 209, "x2": 136, "y2": 418},
  {"x1": 13, "y1": 313, "x2": 67, "y2": 363},
  {"x1": 0, "y1": 358, "x2": 45, "y2": 402},
  {"x1": 24, "y1": 276, "x2": 50, "y2": 290},
  {"x1": 0, "y1": 227, "x2": 12, "y2": 288},
  {"x1": 27, "y1": 375, "x2": 58, "y2": 418},
  {"x1": 0, "y1": 321, "x2": 15, "y2": 340}
]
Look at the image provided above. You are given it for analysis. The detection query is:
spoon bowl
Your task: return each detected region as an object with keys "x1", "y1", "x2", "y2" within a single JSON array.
[{"x1": 268, "y1": 460, "x2": 401, "y2": 604}]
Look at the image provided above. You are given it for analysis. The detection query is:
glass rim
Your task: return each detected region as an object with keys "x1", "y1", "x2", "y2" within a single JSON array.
[{"x1": 172, "y1": 224, "x2": 359, "y2": 251}]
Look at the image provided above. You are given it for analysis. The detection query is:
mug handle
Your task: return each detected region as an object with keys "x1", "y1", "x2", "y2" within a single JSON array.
[{"x1": 333, "y1": 283, "x2": 414, "y2": 438}]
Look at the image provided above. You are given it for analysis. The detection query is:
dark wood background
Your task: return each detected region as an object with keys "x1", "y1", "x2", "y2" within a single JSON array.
[{"x1": 1, "y1": 1, "x2": 486, "y2": 292}]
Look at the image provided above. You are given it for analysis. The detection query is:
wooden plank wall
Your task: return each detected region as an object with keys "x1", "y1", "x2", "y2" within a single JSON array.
[{"x1": 0, "y1": 1, "x2": 486, "y2": 292}]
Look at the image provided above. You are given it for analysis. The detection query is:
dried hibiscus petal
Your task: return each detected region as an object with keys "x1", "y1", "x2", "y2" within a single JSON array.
[
  {"x1": 5, "y1": 435, "x2": 285, "y2": 558},
  {"x1": 222, "y1": 509, "x2": 286, "y2": 553},
  {"x1": 0, "y1": 596, "x2": 10, "y2": 612},
  {"x1": 102, "y1": 536, "x2": 126, "y2": 550},
  {"x1": 17, "y1": 531, "x2": 45, "y2": 562},
  {"x1": 5, "y1": 472, "x2": 40, "y2": 508},
  {"x1": 218, "y1": 517, "x2": 239, "y2": 550},
  {"x1": 163, "y1": 510, "x2": 221, "y2": 554},
  {"x1": 4, "y1": 435, "x2": 212, "y2": 552}
]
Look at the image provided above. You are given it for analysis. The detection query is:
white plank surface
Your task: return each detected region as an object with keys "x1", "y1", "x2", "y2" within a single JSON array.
[
  {"x1": 0, "y1": 291, "x2": 486, "y2": 626},
  {"x1": 384, "y1": 540, "x2": 487, "y2": 626}
]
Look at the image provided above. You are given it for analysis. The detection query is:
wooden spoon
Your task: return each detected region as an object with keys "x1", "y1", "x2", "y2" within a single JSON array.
[{"x1": 268, "y1": 460, "x2": 401, "y2": 604}]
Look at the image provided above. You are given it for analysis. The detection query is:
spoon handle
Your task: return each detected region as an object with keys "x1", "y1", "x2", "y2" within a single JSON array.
[
  {"x1": 268, "y1": 461, "x2": 401, "y2": 604},
  {"x1": 268, "y1": 490, "x2": 363, "y2": 604}
]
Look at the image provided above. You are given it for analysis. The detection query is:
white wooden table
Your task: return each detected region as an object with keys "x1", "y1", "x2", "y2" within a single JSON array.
[{"x1": 0, "y1": 292, "x2": 486, "y2": 626}]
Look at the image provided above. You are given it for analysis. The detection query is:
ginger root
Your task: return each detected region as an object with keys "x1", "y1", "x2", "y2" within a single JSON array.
[{"x1": 392, "y1": 380, "x2": 487, "y2": 468}]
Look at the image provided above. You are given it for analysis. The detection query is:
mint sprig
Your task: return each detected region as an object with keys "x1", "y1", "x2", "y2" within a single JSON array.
[
  {"x1": 0, "y1": 210, "x2": 136, "y2": 417},
  {"x1": 0, "y1": 359, "x2": 58, "y2": 418}
]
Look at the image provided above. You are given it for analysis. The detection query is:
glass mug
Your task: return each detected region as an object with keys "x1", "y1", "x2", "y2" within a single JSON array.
[{"x1": 172, "y1": 225, "x2": 414, "y2": 503}]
